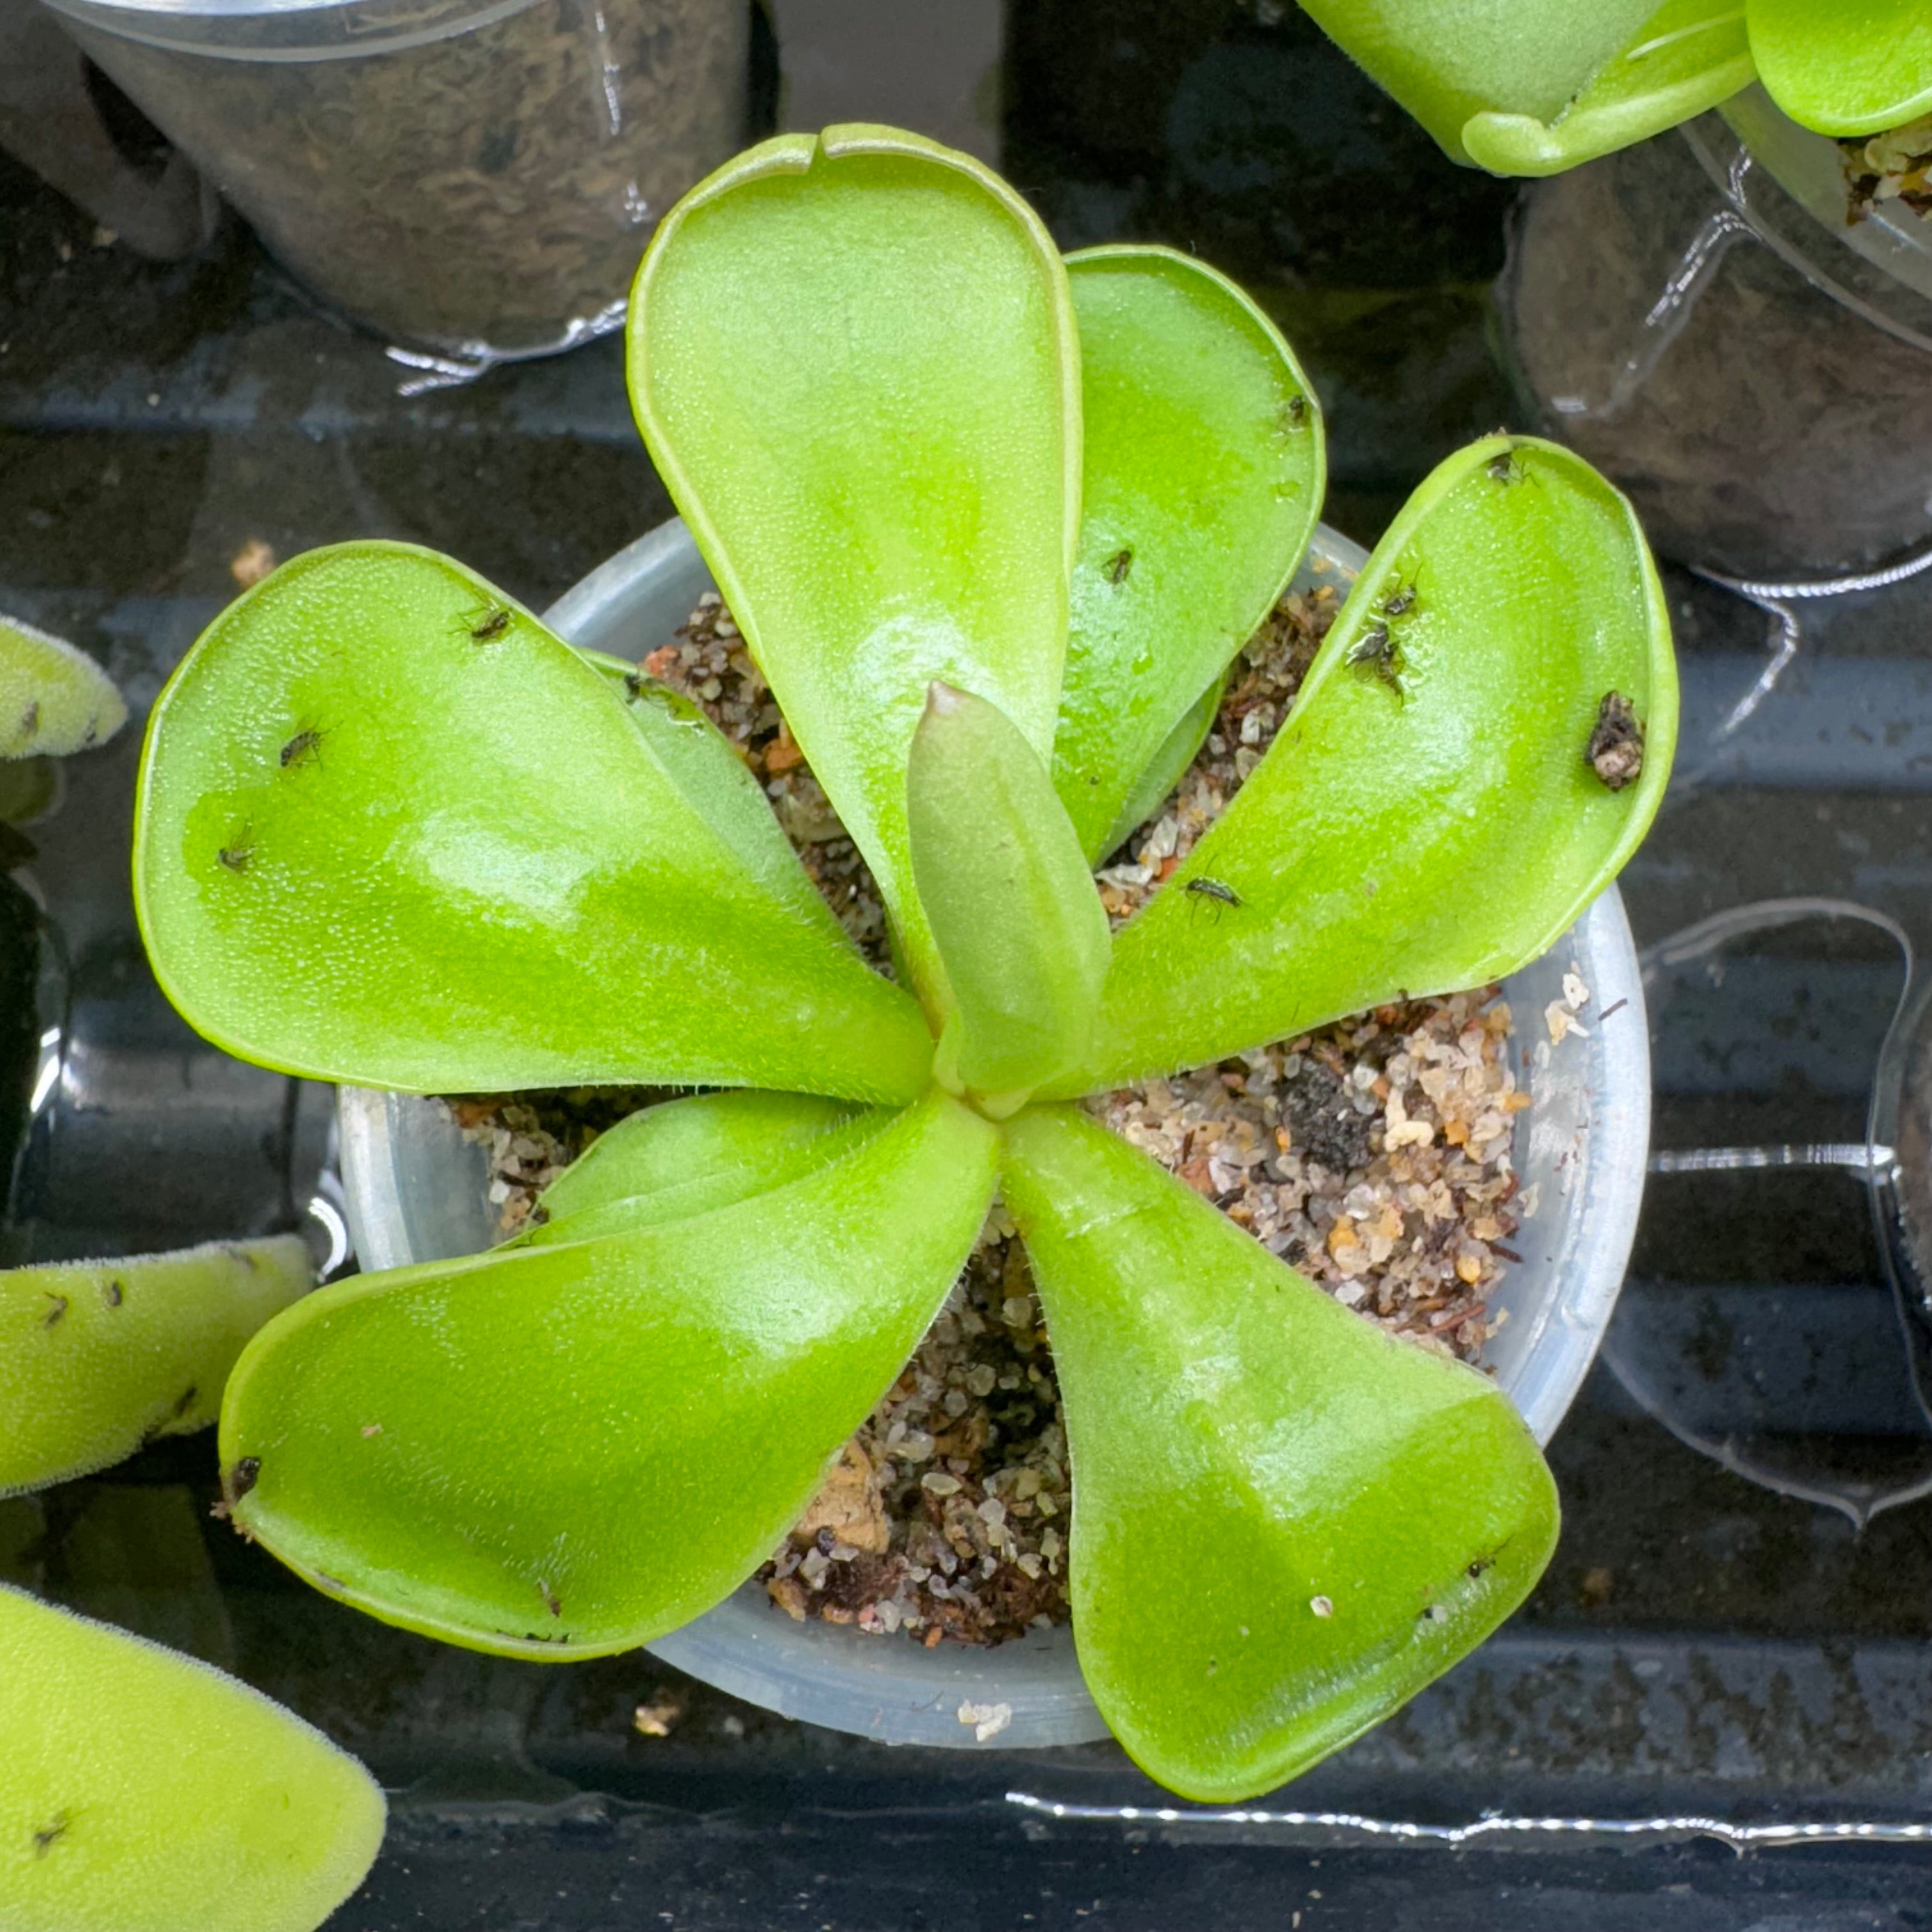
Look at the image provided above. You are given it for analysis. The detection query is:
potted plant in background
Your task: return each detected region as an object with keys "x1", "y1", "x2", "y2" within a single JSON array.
[
  {"x1": 1299, "y1": 0, "x2": 1932, "y2": 577},
  {"x1": 130, "y1": 125, "x2": 1676, "y2": 1802}
]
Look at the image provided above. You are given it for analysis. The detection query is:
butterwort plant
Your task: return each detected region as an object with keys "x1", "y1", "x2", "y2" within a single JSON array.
[
  {"x1": 131, "y1": 126, "x2": 1676, "y2": 1801},
  {"x1": 1300, "y1": 0, "x2": 1932, "y2": 175}
]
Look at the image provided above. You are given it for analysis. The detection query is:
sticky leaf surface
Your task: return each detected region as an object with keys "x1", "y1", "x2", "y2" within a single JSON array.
[
  {"x1": 1053, "y1": 247, "x2": 1321, "y2": 857},
  {"x1": 134, "y1": 544, "x2": 931, "y2": 1103},
  {"x1": 0, "y1": 1586, "x2": 384, "y2": 1932},
  {"x1": 1054, "y1": 436, "x2": 1676, "y2": 1093},
  {"x1": 219, "y1": 1091, "x2": 997, "y2": 1657},
  {"x1": 0, "y1": 615, "x2": 126, "y2": 759},
  {"x1": 908, "y1": 685, "x2": 1111, "y2": 1112},
  {"x1": 0, "y1": 1238, "x2": 311, "y2": 1496},
  {"x1": 628, "y1": 126, "x2": 1079, "y2": 1011},
  {"x1": 1001, "y1": 1107, "x2": 1558, "y2": 1802}
]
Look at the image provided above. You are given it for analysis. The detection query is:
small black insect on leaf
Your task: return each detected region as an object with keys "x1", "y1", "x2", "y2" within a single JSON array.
[
  {"x1": 1184, "y1": 876, "x2": 1243, "y2": 911},
  {"x1": 469, "y1": 606, "x2": 512, "y2": 643},
  {"x1": 1485, "y1": 447, "x2": 1521, "y2": 486},
  {"x1": 540, "y1": 1578, "x2": 563, "y2": 1619},
  {"x1": 1105, "y1": 548, "x2": 1133, "y2": 586},
  {"x1": 1346, "y1": 622, "x2": 1404, "y2": 699},
  {"x1": 1586, "y1": 691, "x2": 1645, "y2": 792},
  {"x1": 1284, "y1": 394, "x2": 1308, "y2": 431},
  {"x1": 19, "y1": 700, "x2": 39, "y2": 740},
  {"x1": 32, "y1": 1814, "x2": 68, "y2": 1858},
  {"x1": 42, "y1": 1292, "x2": 66, "y2": 1330},
  {"x1": 213, "y1": 1455, "x2": 262, "y2": 1524},
  {"x1": 1379, "y1": 579, "x2": 1418, "y2": 620},
  {"x1": 171, "y1": 1384, "x2": 199, "y2": 1418},
  {"x1": 280, "y1": 728, "x2": 322, "y2": 769},
  {"x1": 217, "y1": 830, "x2": 254, "y2": 874},
  {"x1": 102, "y1": 1279, "x2": 123, "y2": 1308}
]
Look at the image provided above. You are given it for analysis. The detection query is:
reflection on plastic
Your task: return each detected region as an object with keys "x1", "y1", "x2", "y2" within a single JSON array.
[
  {"x1": 1608, "y1": 898, "x2": 1932, "y2": 1524},
  {"x1": 1005, "y1": 1789, "x2": 1932, "y2": 1850}
]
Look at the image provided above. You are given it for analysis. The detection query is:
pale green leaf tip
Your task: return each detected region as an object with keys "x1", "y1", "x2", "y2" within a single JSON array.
[
  {"x1": 0, "y1": 1585, "x2": 385, "y2": 1932},
  {"x1": 1, "y1": 612, "x2": 128, "y2": 760}
]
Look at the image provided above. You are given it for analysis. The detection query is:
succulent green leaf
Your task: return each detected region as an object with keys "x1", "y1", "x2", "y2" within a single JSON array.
[
  {"x1": 1050, "y1": 435, "x2": 1676, "y2": 1094},
  {"x1": 1464, "y1": 0, "x2": 1754, "y2": 175},
  {"x1": 0, "y1": 1585, "x2": 385, "y2": 1932},
  {"x1": 0, "y1": 1237, "x2": 312, "y2": 1497},
  {"x1": 1097, "y1": 672, "x2": 1226, "y2": 864},
  {"x1": 132, "y1": 543, "x2": 932, "y2": 1105},
  {"x1": 522, "y1": 1088, "x2": 884, "y2": 1242},
  {"x1": 1000, "y1": 1106, "x2": 1558, "y2": 1803},
  {"x1": 1297, "y1": 0, "x2": 1666, "y2": 164},
  {"x1": 1053, "y1": 248, "x2": 1322, "y2": 859},
  {"x1": 617, "y1": 674, "x2": 850, "y2": 940},
  {"x1": 627, "y1": 125, "x2": 1081, "y2": 1015},
  {"x1": 908, "y1": 684, "x2": 1112, "y2": 1116},
  {"x1": 1749, "y1": 0, "x2": 1932, "y2": 137},
  {"x1": 218, "y1": 1088, "x2": 997, "y2": 1658},
  {"x1": 1, "y1": 613, "x2": 126, "y2": 759}
]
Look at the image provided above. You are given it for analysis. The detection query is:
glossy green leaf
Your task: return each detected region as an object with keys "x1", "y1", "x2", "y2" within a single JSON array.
[
  {"x1": 619, "y1": 675, "x2": 852, "y2": 941},
  {"x1": 1464, "y1": 0, "x2": 1754, "y2": 175},
  {"x1": 1749, "y1": 0, "x2": 1932, "y2": 136},
  {"x1": 1000, "y1": 1107, "x2": 1558, "y2": 1802},
  {"x1": 1297, "y1": 0, "x2": 1664, "y2": 164},
  {"x1": 218, "y1": 1089, "x2": 997, "y2": 1657},
  {"x1": 1097, "y1": 673, "x2": 1227, "y2": 864},
  {"x1": 133, "y1": 543, "x2": 932, "y2": 1104},
  {"x1": 627, "y1": 125, "x2": 1080, "y2": 1015},
  {"x1": 0, "y1": 1238, "x2": 312, "y2": 1496},
  {"x1": 1053, "y1": 248, "x2": 1322, "y2": 858},
  {"x1": 0, "y1": 1585, "x2": 384, "y2": 1932},
  {"x1": 909, "y1": 684, "x2": 1111, "y2": 1116},
  {"x1": 1, "y1": 613, "x2": 126, "y2": 759},
  {"x1": 522, "y1": 1088, "x2": 884, "y2": 1243},
  {"x1": 1050, "y1": 435, "x2": 1676, "y2": 1094}
]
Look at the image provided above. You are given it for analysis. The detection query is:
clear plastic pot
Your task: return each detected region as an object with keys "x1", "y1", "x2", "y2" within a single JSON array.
[
  {"x1": 337, "y1": 517, "x2": 1651, "y2": 1750},
  {"x1": 38, "y1": 0, "x2": 748, "y2": 355},
  {"x1": 1499, "y1": 89, "x2": 1932, "y2": 580}
]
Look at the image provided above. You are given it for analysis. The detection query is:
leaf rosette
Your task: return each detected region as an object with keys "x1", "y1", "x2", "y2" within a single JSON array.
[{"x1": 132, "y1": 126, "x2": 1676, "y2": 1801}]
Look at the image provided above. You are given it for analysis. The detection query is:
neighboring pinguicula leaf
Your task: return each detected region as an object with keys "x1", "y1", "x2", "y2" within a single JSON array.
[
  {"x1": 1000, "y1": 1108, "x2": 1558, "y2": 1802},
  {"x1": 626, "y1": 125, "x2": 1080, "y2": 1019},
  {"x1": 1052, "y1": 246, "x2": 1322, "y2": 859},
  {"x1": 1049, "y1": 434, "x2": 1676, "y2": 1095},
  {"x1": 908, "y1": 684, "x2": 1111, "y2": 1116},
  {"x1": 1301, "y1": 0, "x2": 1932, "y2": 176},
  {"x1": 1462, "y1": 0, "x2": 1754, "y2": 176},
  {"x1": 1297, "y1": 0, "x2": 1666, "y2": 165},
  {"x1": 217, "y1": 1090, "x2": 996, "y2": 1656},
  {"x1": 0, "y1": 1586, "x2": 385, "y2": 1932},
  {"x1": 0, "y1": 1237, "x2": 312, "y2": 1496},
  {"x1": 1747, "y1": 0, "x2": 1932, "y2": 137},
  {"x1": 1, "y1": 613, "x2": 126, "y2": 759},
  {"x1": 132, "y1": 544, "x2": 932, "y2": 1103}
]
